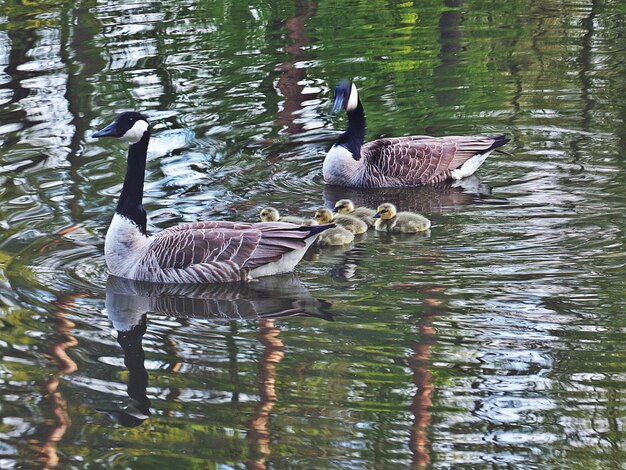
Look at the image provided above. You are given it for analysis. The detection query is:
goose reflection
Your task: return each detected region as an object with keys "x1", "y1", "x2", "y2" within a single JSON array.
[
  {"x1": 97, "y1": 314, "x2": 150, "y2": 427},
  {"x1": 100, "y1": 274, "x2": 333, "y2": 427},
  {"x1": 323, "y1": 174, "x2": 495, "y2": 215}
]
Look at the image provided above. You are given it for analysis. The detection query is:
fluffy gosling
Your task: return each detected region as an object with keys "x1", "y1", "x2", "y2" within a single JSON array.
[
  {"x1": 317, "y1": 225, "x2": 355, "y2": 247},
  {"x1": 333, "y1": 199, "x2": 376, "y2": 227},
  {"x1": 314, "y1": 207, "x2": 367, "y2": 234},
  {"x1": 373, "y1": 203, "x2": 431, "y2": 233},
  {"x1": 260, "y1": 206, "x2": 318, "y2": 226}
]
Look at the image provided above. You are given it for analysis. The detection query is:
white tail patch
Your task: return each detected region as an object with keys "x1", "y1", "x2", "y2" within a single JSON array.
[
  {"x1": 451, "y1": 150, "x2": 493, "y2": 180},
  {"x1": 249, "y1": 235, "x2": 318, "y2": 279}
]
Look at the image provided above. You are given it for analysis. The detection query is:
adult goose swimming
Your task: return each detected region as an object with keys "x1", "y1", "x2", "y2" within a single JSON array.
[
  {"x1": 93, "y1": 112, "x2": 331, "y2": 284},
  {"x1": 323, "y1": 80, "x2": 509, "y2": 187}
]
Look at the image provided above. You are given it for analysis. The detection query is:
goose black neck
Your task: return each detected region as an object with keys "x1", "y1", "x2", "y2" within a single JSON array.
[
  {"x1": 337, "y1": 100, "x2": 366, "y2": 160},
  {"x1": 117, "y1": 131, "x2": 149, "y2": 235},
  {"x1": 117, "y1": 314, "x2": 150, "y2": 421}
]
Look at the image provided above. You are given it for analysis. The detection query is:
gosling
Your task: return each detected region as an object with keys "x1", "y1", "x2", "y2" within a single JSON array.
[
  {"x1": 317, "y1": 225, "x2": 355, "y2": 247},
  {"x1": 333, "y1": 199, "x2": 376, "y2": 228},
  {"x1": 314, "y1": 207, "x2": 367, "y2": 234},
  {"x1": 373, "y1": 203, "x2": 431, "y2": 233},
  {"x1": 259, "y1": 206, "x2": 318, "y2": 226}
]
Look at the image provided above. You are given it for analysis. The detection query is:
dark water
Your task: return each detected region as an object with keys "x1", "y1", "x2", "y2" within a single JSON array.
[{"x1": 1, "y1": 0, "x2": 626, "y2": 468}]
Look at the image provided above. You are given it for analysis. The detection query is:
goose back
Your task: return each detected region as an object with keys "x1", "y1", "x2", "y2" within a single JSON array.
[{"x1": 360, "y1": 135, "x2": 507, "y2": 187}]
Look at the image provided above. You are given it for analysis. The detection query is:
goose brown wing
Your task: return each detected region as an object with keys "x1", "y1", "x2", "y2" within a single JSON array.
[
  {"x1": 150, "y1": 227, "x2": 262, "y2": 271},
  {"x1": 146, "y1": 222, "x2": 323, "y2": 281},
  {"x1": 362, "y1": 135, "x2": 503, "y2": 185}
]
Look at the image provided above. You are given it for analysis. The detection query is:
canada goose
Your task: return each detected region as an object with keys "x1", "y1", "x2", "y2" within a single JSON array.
[
  {"x1": 93, "y1": 112, "x2": 331, "y2": 283},
  {"x1": 314, "y1": 207, "x2": 367, "y2": 234},
  {"x1": 373, "y1": 203, "x2": 431, "y2": 233},
  {"x1": 259, "y1": 206, "x2": 318, "y2": 226},
  {"x1": 323, "y1": 81, "x2": 509, "y2": 187},
  {"x1": 316, "y1": 225, "x2": 355, "y2": 247},
  {"x1": 333, "y1": 199, "x2": 376, "y2": 227}
]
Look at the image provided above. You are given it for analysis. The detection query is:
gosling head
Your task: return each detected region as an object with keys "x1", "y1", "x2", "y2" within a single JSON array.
[
  {"x1": 259, "y1": 207, "x2": 280, "y2": 222},
  {"x1": 93, "y1": 111, "x2": 150, "y2": 144},
  {"x1": 333, "y1": 199, "x2": 355, "y2": 215},
  {"x1": 332, "y1": 80, "x2": 359, "y2": 113},
  {"x1": 314, "y1": 207, "x2": 335, "y2": 224},
  {"x1": 374, "y1": 203, "x2": 397, "y2": 220}
]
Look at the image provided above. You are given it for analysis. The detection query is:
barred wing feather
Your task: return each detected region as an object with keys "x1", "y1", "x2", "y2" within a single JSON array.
[
  {"x1": 134, "y1": 222, "x2": 320, "y2": 283},
  {"x1": 362, "y1": 135, "x2": 505, "y2": 186}
]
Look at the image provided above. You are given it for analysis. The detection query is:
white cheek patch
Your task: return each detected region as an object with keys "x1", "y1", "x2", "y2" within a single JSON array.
[
  {"x1": 346, "y1": 83, "x2": 359, "y2": 111},
  {"x1": 121, "y1": 120, "x2": 149, "y2": 144}
]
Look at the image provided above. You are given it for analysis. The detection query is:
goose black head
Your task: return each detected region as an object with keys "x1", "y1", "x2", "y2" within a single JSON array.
[
  {"x1": 93, "y1": 112, "x2": 149, "y2": 144},
  {"x1": 332, "y1": 80, "x2": 359, "y2": 113}
]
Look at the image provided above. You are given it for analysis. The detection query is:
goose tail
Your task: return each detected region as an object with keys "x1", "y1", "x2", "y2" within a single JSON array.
[
  {"x1": 486, "y1": 134, "x2": 510, "y2": 152},
  {"x1": 451, "y1": 135, "x2": 509, "y2": 180},
  {"x1": 299, "y1": 223, "x2": 336, "y2": 239}
]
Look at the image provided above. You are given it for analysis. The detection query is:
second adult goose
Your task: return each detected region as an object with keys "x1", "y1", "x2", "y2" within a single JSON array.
[
  {"x1": 323, "y1": 81, "x2": 509, "y2": 187},
  {"x1": 93, "y1": 112, "x2": 331, "y2": 284}
]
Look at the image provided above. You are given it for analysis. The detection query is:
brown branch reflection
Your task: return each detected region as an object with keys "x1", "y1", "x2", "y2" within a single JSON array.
[
  {"x1": 30, "y1": 295, "x2": 80, "y2": 469},
  {"x1": 390, "y1": 283, "x2": 446, "y2": 468},
  {"x1": 411, "y1": 290, "x2": 446, "y2": 468},
  {"x1": 246, "y1": 319, "x2": 285, "y2": 469},
  {"x1": 275, "y1": 0, "x2": 318, "y2": 137}
]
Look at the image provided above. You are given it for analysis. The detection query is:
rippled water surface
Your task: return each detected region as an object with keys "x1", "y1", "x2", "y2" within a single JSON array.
[{"x1": 1, "y1": 0, "x2": 626, "y2": 468}]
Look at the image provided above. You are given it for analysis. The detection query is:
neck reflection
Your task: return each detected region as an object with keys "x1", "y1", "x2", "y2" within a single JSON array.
[{"x1": 102, "y1": 274, "x2": 333, "y2": 429}]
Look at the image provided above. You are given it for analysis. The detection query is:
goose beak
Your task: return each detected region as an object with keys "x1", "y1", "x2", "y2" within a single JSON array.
[
  {"x1": 332, "y1": 207, "x2": 339, "y2": 213},
  {"x1": 93, "y1": 121, "x2": 119, "y2": 138},
  {"x1": 332, "y1": 94, "x2": 345, "y2": 114},
  {"x1": 373, "y1": 212, "x2": 381, "y2": 219}
]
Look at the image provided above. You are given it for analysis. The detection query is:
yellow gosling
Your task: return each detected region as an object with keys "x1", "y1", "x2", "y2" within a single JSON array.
[
  {"x1": 334, "y1": 199, "x2": 376, "y2": 227},
  {"x1": 373, "y1": 203, "x2": 431, "y2": 233},
  {"x1": 317, "y1": 225, "x2": 355, "y2": 247},
  {"x1": 260, "y1": 206, "x2": 318, "y2": 226},
  {"x1": 314, "y1": 207, "x2": 367, "y2": 234}
]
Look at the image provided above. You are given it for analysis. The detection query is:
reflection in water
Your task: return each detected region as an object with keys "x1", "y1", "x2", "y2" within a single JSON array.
[
  {"x1": 407, "y1": 287, "x2": 447, "y2": 468},
  {"x1": 323, "y1": 175, "x2": 494, "y2": 214},
  {"x1": 275, "y1": 0, "x2": 319, "y2": 137},
  {"x1": 105, "y1": 273, "x2": 332, "y2": 328},
  {"x1": 30, "y1": 296, "x2": 79, "y2": 468},
  {"x1": 97, "y1": 315, "x2": 150, "y2": 427},
  {"x1": 246, "y1": 319, "x2": 284, "y2": 469},
  {"x1": 102, "y1": 274, "x2": 332, "y2": 427}
]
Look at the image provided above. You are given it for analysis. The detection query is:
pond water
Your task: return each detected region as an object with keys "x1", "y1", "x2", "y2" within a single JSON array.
[{"x1": 1, "y1": 0, "x2": 626, "y2": 468}]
